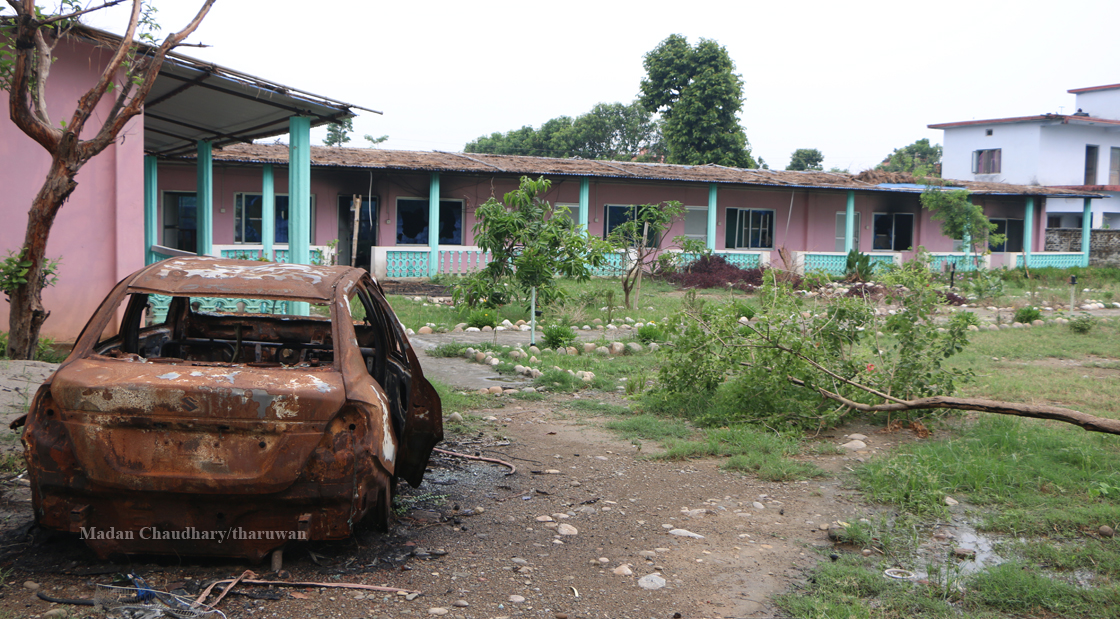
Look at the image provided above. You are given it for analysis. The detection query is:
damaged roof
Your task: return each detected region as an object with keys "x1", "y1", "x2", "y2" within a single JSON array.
[{"x1": 187, "y1": 143, "x2": 1104, "y2": 198}]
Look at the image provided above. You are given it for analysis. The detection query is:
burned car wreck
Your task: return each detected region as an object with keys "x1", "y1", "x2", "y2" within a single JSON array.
[{"x1": 14, "y1": 257, "x2": 442, "y2": 560}]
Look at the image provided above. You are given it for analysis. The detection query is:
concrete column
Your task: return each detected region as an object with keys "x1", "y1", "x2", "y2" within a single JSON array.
[
  {"x1": 707, "y1": 184, "x2": 718, "y2": 251},
  {"x1": 196, "y1": 140, "x2": 213, "y2": 257},
  {"x1": 262, "y1": 163, "x2": 275, "y2": 260},
  {"x1": 429, "y1": 171, "x2": 440, "y2": 276},
  {"x1": 844, "y1": 191, "x2": 855, "y2": 254},
  {"x1": 579, "y1": 177, "x2": 590, "y2": 232},
  {"x1": 144, "y1": 155, "x2": 158, "y2": 264},
  {"x1": 288, "y1": 116, "x2": 312, "y2": 266},
  {"x1": 1023, "y1": 196, "x2": 1035, "y2": 268},
  {"x1": 1082, "y1": 197, "x2": 1093, "y2": 267}
]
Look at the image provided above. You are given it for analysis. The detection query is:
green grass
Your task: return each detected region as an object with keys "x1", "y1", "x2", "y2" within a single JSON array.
[
  {"x1": 657, "y1": 425, "x2": 825, "y2": 482},
  {"x1": 603, "y1": 414, "x2": 693, "y2": 441}
]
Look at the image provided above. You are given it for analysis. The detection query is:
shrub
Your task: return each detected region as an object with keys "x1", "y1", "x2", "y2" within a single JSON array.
[
  {"x1": 467, "y1": 308, "x2": 498, "y2": 329},
  {"x1": 845, "y1": 249, "x2": 872, "y2": 282},
  {"x1": 801, "y1": 269, "x2": 833, "y2": 290},
  {"x1": 542, "y1": 324, "x2": 577, "y2": 349},
  {"x1": 1013, "y1": 306, "x2": 1042, "y2": 324},
  {"x1": 665, "y1": 254, "x2": 801, "y2": 291},
  {"x1": 636, "y1": 323, "x2": 664, "y2": 344},
  {"x1": 1069, "y1": 313, "x2": 1094, "y2": 334}
]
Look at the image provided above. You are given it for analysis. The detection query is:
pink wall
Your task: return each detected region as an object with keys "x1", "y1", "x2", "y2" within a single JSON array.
[{"x1": 0, "y1": 37, "x2": 144, "y2": 343}]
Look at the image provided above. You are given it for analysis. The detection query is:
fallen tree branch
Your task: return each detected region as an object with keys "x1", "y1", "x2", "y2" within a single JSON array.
[
  {"x1": 196, "y1": 578, "x2": 419, "y2": 604},
  {"x1": 783, "y1": 375, "x2": 1120, "y2": 436},
  {"x1": 434, "y1": 447, "x2": 517, "y2": 475}
]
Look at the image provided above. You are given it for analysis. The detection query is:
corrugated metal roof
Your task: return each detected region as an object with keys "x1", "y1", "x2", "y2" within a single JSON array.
[{"x1": 181, "y1": 143, "x2": 1104, "y2": 198}]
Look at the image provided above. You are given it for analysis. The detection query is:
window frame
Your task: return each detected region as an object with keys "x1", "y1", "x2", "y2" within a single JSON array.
[
  {"x1": 161, "y1": 190, "x2": 197, "y2": 252},
  {"x1": 233, "y1": 192, "x2": 317, "y2": 245},
  {"x1": 834, "y1": 211, "x2": 861, "y2": 252},
  {"x1": 871, "y1": 212, "x2": 915, "y2": 252},
  {"x1": 552, "y1": 202, "x2": 581, "y2": 226},
  {"x1": 1085, "y1": 145, "x2": 1100, "y2": 185},
  {"x1": 682, "y1": 206, "x2": 708, "y2": 243},
  {"x1": 395, "y1": 197, "x2": 464, "y2": 246},
  {"x1": 725, "y1": 207, "x2": 774, "y2": 250},
  {"x1": 988, "y1": 217, "x2": 1024, "y2": 253},
  {"x1": 971, "y1": 148, "x2": 1001, "y2": 174}
]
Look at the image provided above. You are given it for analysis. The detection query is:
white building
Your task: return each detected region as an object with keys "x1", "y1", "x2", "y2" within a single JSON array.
[{"x1": 930, "y1": 84, "x2": 1120, "y2": 230}]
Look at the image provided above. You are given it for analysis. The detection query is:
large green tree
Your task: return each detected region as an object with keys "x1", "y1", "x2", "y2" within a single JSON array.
[
  {"x1": 638, "y1": 34, "x2": 755, "y2": 168},
  {"x1": 465, "y1": 101, "x2": 663, "y2": 161},
  {"x1": 323, "y1": 118, "x2": 352, "y2": 147},
  {"x1": 876, "y1": 138, "x2": 942, "y2": 177},
  {"x1": 786, "y1": 148, "x2": 824, "y2": 171}
]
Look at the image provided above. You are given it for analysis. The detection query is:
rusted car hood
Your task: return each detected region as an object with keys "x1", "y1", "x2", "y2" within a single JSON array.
[{"x1": 49, "y1": 358, "x2": 347, "y2": 494}]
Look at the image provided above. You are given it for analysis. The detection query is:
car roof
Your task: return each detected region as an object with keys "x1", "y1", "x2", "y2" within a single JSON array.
[{"x1": 127, "y1": 257, "x2": 362, "y2": 302}]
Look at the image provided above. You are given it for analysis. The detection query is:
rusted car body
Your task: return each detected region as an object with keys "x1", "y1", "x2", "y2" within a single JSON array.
[{"x1": 15, "y1": 257, "x2": 441, "y2": 560}]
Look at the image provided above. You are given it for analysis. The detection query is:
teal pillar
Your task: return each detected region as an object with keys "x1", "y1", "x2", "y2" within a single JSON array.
[
  {"x1": 579, "y1": 177, "x2": 590, "y2": 232},
  {"x1": 706, "y1": 183, "x2": 718, "y2": 251},
  {"x1": 288, "y1": 117, "x2": 312, "y2": 266},
  {"x1": 262, "y1": 163, "x2": 275, "y2": 260},
  {"x1": 1082, "y1": 197, "x2": 1093, "y2": 267},
  {"x1": 844, "y1": 191, "x2": 855, "y2": 253},
  {"x1": 144, "y1": 155, "x2": 158, "y2": 264},
  {"x1": 196, "y1": 140, "x2": 213, "y2": 257},
  {"x1": 1023, "y1": 196, "x2": 1035, "y2": 268},
  {"x1": 429, "y1": 172, "x2": 440, "y2": 276}
]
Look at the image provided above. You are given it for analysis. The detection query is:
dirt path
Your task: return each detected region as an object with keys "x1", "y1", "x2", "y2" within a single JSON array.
[{"x1": 0, "y1": 357, "x2": 892, "y2": 619}]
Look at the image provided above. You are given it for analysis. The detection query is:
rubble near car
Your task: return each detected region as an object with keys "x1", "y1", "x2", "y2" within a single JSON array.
[{"x1": 13, "y1": 257, "x2": 442, "y2": 560}]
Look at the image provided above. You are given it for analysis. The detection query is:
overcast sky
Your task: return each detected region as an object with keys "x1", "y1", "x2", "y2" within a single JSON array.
[{"x1": 58, "y1": 0, "x2": 1120, "y2": 172}]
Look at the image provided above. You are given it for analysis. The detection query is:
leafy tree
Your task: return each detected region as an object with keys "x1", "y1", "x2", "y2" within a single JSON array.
[
  {"x1": 607, "y1": 201, "x2": 686, "y2": 309},
  {"x1": 786, "y1": 148, "x2": 824, "y2": 171},
  {"x1": 1, "y1": 0, "x2": 214, "y2": 360},
  {"x1": 364, "y1": 133, "x2": 388, "y2": 148},
  {"x1": 465, "y1": 101, "x2": 663, "y2": 161},
  {"x1": 876, "y1": 138, "x2": 942, "y2": 177},
  {"x1": 919, "y1": 186, "x2": 1004, "y2": 255},
  {"x1": 452, "y1": 176, "x2": 612, "y2": 310},
  {"x1": 324, "y1": 118, "x2": 352, "y2": 147},
  {"x1": 639, "y1": 34, "x2": 755, "y2": 168}
]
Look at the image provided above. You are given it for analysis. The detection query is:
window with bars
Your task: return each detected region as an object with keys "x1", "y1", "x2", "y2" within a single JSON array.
[
  {"x1": 234, "y1": 193, "x2": 317, "y2": 245},
  {"x1": 725, "y1": 208, "x2": 773, "y2": 249}
]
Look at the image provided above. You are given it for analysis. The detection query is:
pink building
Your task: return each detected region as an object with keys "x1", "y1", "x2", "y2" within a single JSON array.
[
  {"x1": 1, "y1": 26, "x2": 362, "y2": 342},
  {"x1": 154, "y1": 144, "x2": 1096, "y2": 282}
]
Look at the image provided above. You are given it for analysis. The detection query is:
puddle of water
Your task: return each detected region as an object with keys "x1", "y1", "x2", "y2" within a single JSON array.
[{"x1": 910, "y1": 515, "x2": 1005, "y2": 582}]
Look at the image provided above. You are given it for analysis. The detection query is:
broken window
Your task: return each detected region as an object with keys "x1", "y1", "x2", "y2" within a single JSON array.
[
  {"x1": 725, "y1": 208, "x2": 773, "y2": 249},
  {"x1": 872, "y1": 213, "x2": 914, "y2": 251},
  {"x1": 396, "y1": 199, "x2": 462, "y2": 245},
  {"x1": 234, "y1": 193, "x2": 317, "y2": 245},
  {"x1": 972, "y1": 149, "x2": 1001, "y2": 174},
  {"x1": 162, "y1": 192, "x2": 197, "y2": 252},
  {"x1": 604, "y1": 204, "x2": 662, "y2": 246},
  {"x1": 989, "y1": 218, "x2": 1024, "y2": 253}
]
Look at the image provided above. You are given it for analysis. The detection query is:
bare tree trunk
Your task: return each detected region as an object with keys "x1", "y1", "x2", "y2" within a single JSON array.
[{"x1": 7, "y1": 158, "x2": 79, "y2": 360}]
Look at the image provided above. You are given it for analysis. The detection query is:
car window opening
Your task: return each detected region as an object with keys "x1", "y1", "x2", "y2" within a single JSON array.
[{"x1": 94, "y1": 293, "x2": 338, "y2": 368}]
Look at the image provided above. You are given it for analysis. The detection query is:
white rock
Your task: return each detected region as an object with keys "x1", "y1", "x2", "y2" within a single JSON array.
[
  {"x1": 638, "y1": 574, "x2": 667, "y2": 590},
  {"x1": 613, "y1": 564, "x2": 633, "y2": 576},
  {"x1": 448, "y1": 412, "x2": 464, "y2": 423},
  {"x1": 668, "y1": 528, "x2": 704, "y2": 539},
  {"x1": 752, "y1": 501, "x2": 765, "y2": 510},
  {"x1": 508, "y1": 595, "x2": 526, "y2": 603},
  {"x1": 847, "y1": 433, "x2": 868, "y2": 441},
  {"x1": 841, "y1": 440, "x2": 867, "y2": 451},
  {"x1": 428, "y1": 609, "x2": 449, "y2": 616},
  {"x1": 558, "y1": 523, "x2": 579, "y2": 535},
  {"x1": 465, "y1": 326, "x2": 480, "y2": 332},
  {"x1": 944, "y1": 496, "x2": 960, "y2": 506}
]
